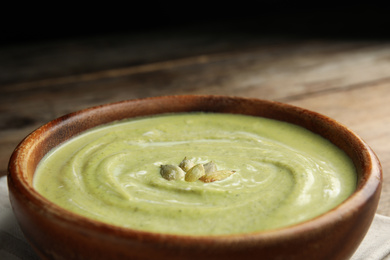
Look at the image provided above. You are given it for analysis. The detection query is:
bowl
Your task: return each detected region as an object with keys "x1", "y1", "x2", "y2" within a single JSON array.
[{"x1": 7, "y1": 95, "x2": 382, "y2": 260}]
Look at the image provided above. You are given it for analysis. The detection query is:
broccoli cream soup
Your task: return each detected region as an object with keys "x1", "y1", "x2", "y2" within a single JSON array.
[{"x1": 34, "y1": 113, "x2": 356, "y2": 235}]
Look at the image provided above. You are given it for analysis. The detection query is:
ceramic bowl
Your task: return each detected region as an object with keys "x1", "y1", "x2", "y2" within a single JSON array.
[{"x1": 8, "y1": 95, "x2": 382, "y2": 260}]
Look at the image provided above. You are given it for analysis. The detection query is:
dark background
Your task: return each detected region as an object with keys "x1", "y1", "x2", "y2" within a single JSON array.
[{"x1": 2, "y1": 2, "x2": 389, "y2": 46}]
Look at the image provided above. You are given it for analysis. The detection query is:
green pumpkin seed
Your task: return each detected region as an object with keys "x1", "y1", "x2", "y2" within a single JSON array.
[{"x1": 160, "y1": 164, "x2": 185, "y2": 181}]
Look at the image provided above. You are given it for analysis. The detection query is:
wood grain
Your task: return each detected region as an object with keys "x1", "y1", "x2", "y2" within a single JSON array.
[{"x1": 1, "y1": 31, "x2": 389, "y2": 215}]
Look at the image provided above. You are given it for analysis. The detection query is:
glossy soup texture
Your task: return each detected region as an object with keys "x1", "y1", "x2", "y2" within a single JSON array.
[{"x1": 33, "y1": 113, "x2": 356, "y2": 235}]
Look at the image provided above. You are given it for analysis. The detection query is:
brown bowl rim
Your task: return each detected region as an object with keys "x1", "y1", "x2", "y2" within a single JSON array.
[{"x1": 7, "y1": 94, "x2": 382, "y2": 246}]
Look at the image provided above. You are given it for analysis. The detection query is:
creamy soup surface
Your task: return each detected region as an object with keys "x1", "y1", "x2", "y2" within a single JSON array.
[{"x1": 34, "y1": 113, "x2": 356, "y2": 235}]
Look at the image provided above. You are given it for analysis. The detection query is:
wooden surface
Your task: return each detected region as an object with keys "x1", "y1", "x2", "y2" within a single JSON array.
[{"x1": 1, "y1": 25, "x2": 389, "y2": 216}]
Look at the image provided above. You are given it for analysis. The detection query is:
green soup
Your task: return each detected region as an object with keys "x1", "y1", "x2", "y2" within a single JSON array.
[{"x1": 33, "y1": 113, "x2": 356, "y2": 235}]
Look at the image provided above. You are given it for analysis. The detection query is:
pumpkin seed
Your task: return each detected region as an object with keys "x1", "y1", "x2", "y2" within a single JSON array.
[
  {"x1": 200, "y1": 170, "x2": 236, "y2": 183},
  {"x1": 185, "y1": 164, "x2": 205, "y2": 182},
  {"x1": 179, "y1": 157, "x2": 195, "y2": 172},
  {"x1": 160, "y1": 164, "x2": 185, "y2": 181},
  {"x1": 203, "y1": 161, "x2": 217, "y2": 174}
]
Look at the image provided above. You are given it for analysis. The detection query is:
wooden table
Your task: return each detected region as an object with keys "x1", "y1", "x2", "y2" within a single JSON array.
[{"x1": 1, "y1": 22, "x2": 389, "y2": 216}]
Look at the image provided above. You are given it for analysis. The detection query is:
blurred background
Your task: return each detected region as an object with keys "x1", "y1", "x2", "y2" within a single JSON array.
[
  {"x1": 1, "y1": 2, "x2": 390, "y2": 215},
  {"x1": 2, "y1": 2, "x2": 390, "y2": 44}
]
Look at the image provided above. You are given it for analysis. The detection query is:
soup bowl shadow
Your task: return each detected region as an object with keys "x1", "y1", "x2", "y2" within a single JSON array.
[{"x1": 8, "y1": 95, "x2": 382, "y2": 260}]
